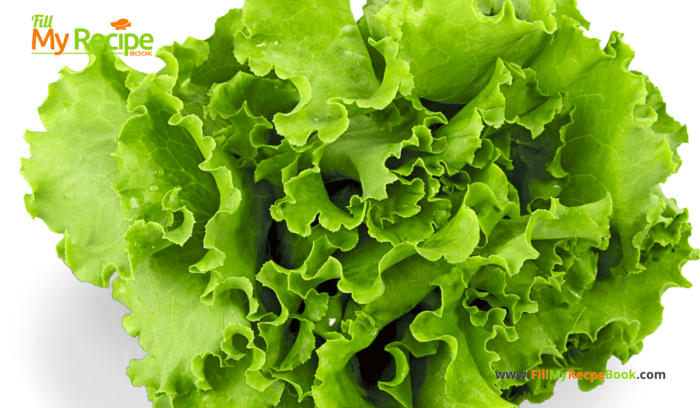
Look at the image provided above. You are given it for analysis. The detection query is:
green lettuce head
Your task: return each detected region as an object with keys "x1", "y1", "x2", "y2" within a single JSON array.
[{"x1": 21, "y1": 0, "x2": 697, "y2": 406}]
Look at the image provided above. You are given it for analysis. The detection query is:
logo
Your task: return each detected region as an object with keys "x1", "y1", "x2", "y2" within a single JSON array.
[{"x1": 31, "y1": 15, "x2": 154, "y2": 56}]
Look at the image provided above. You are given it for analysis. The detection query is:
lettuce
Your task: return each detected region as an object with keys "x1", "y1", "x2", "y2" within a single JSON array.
[{"x1": 21, "y1": 1, "x2": 696, "y2": 406}]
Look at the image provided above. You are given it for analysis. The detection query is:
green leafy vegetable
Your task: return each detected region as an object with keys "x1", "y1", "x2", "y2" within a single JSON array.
[{"x1": 22, "y1": 0, "x2": 696, "y2": 406}]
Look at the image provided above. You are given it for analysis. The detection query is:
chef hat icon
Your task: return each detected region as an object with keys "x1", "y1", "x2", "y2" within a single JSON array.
[{"x1": 111, "y1": 19, "x2": 132, "y2": 30}]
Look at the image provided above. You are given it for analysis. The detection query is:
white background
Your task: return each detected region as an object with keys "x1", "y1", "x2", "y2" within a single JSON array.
[{"x1": 1, "y1": 1, "x2": 698, "y2": 407}]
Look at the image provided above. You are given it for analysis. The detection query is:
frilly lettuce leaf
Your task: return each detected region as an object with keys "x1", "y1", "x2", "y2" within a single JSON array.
[
  {"x1": 113, "y1": 241, "x2": 261, "y2": 396},
  {"x1": 361, "y1": 0, "x2": 557, "y2": 103},
  {"x1": 527, "y1": 19, "x2": 680, "y2": 274},
  {"x1": 410, "y1": 267, "x2": 517, "y2": 408},
  {"x1": 235, "y1": 0, "x2": 412, "y2": 146},
  {"x1": 21, "y1": 53, "x2": 137, "y2": 286}
]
